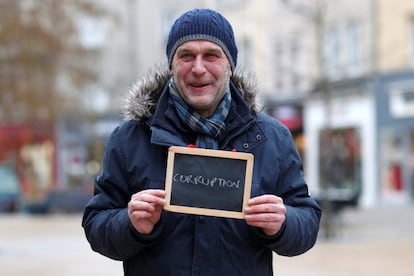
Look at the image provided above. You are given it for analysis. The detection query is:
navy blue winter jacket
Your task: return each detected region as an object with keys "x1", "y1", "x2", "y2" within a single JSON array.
[{"x1": 82, "y1": 69, "x2": 321, "y2": 276}]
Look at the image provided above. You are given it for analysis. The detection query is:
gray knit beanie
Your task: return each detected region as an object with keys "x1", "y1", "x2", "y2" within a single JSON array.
[{"x1": 166, "y1": 8, "x2": 238, "y2": 71}]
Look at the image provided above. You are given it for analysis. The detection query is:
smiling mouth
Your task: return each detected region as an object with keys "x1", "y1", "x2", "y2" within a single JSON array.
[{"x1": 191, "y1": 83, "x2": 209, "y2": 88}]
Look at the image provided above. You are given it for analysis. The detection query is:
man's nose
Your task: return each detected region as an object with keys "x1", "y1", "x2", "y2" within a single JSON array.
[{"x1": 192, "y1": 56, "x2": 207, "y2": 75}]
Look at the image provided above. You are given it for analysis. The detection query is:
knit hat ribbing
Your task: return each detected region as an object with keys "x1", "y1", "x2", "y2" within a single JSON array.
[{"x1": 166, "y1": 9, "x2": 238, "y2": 71}]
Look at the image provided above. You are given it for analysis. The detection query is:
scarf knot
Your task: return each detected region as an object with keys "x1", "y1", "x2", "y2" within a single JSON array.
[{"x1": 169, "y1": 78, "x2": 231, "y2": 149}]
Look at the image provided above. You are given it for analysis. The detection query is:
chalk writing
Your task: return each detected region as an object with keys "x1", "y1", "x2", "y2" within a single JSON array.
[{"x1": 173, "y1": 173, "x2": 240, "y2": 189}]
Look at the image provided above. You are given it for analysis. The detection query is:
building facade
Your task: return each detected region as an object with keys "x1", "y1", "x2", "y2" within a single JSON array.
[{"x1": 305, "y1": 0, "x2": 414, "y2": 207}]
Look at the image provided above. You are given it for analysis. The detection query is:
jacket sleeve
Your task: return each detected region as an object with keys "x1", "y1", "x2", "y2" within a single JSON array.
[
  {"x1": 81, "y1": 125, "x2": 163, "y2": 261},
  {"x1": 255, "y1": 123, "x2": 322, "y2": 256}
]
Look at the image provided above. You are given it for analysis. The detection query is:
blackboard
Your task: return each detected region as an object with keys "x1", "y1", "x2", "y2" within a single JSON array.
[{"x1": 164, "y1": 146, "x2": 254, "y2": 219}]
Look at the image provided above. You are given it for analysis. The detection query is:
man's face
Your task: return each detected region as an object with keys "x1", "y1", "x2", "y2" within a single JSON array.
[{"x1": 171, "y1": 40, "x2": 232, "y2": 118}]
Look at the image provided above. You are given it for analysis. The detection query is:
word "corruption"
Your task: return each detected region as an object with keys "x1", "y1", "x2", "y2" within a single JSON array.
[{"x1": 173, "y1": 173, "x2": 241, "y2": 189}]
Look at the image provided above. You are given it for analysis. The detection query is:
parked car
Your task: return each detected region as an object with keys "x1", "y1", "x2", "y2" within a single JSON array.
[{"x1": 0, "y1": 165, "x2": 21, "y2": 212}]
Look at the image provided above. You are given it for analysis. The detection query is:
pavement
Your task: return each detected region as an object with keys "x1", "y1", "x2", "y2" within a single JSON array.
[
  {"x1": 0, "y1": 204, "x2": 413, "y2": 276},
  {"x1": 275, "y1": 204, "x2": 414, "y2": 276}
]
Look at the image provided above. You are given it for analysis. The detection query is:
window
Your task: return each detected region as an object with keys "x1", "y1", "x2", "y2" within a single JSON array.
[
  {"x1": 345, "y1": 22, "x2": 361, "y2": 76},
  {"x1": 324, "y1": 27, "x2": 339, "y2": 80},
  {"x1": 290, "y1": 36, "x2": 306, "y2": 90},
  {"x1": 161, "y1": 10, "x2": 176, "y2": 48},
  {"x1": 410, "y1": 17, "x2": 414, "y2": 67},
  {"x1": 274, "y1": 42, "x2": 283, "y2": 90},
  {"x1": 241, "y1": 37, "x2": 253, "y2": 70},
  {"x1": 390, "y1": 85, "x2": 414, "y2": 118}
]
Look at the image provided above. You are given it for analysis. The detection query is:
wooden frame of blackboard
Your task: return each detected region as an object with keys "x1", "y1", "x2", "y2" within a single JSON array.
[{"x1": 164, "y1": 146, "x2": 254, "y2": 219}]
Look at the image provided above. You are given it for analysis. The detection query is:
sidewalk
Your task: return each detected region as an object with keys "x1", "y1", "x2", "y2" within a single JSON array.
[
  {"x1": 0, "y1": 204, "x2": 413, "y2": 275},
  {"x1": 274, "y1": 204, "x2": 414, "y2": 275}
]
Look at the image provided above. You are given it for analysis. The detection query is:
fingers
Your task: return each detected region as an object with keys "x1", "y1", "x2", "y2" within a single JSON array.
[
  {"x1": 128, "y1": 189, "x2": 166, "y2": 217},
  {"x1": 128, "y1": 201, "x2": 154, "y2": 218},
  {"x1": 127, "y1": 190, "x2": 166, "y2": 235},
  {"x1": 247, "y1": 194, "x2": 283, "y2": 206},
  {"x1": 245, "y1": 195, "x2": 285, "y2": 215},
  {"x1": 131, "y1": 189, "x2": 166, "y2": 202},
  {"x1": 244, "y1": 194, "x2": 286, "y2": 236}
]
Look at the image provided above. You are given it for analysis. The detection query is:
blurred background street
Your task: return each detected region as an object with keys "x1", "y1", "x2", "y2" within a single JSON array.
[
  {"x1": 1, "y1": 0, "x2": 414, "y2": 275},
  {"x1": 2, "y1": 0, "x2": 414, "y2": 216},
  {"x1": 0, "y1": 204, "x2": 413, "y2": 276}
]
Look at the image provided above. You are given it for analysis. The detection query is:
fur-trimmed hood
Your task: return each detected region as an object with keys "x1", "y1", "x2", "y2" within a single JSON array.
[{"x1": 124, "y1": 65, "x2": 260, "y2": 121}]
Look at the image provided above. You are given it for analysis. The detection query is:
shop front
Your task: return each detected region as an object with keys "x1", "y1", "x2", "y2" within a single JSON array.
[
  {"x1": 375, "y1": 71, "x2": 414, "y2": 204},
  {"x1": 304, "y1": 79, "x2": 376, "y2": 208},
  {"x1": 0, "y1": 123, "x2": 56, "y2": 212}
]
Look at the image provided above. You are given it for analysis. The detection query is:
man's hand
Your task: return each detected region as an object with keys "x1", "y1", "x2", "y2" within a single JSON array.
[
  {"x1": 244, "y1": 194, "x2": 286, "y2": 236},
  {"x1": 128, "y1": 189, "x2": 166, "y2": 235}
]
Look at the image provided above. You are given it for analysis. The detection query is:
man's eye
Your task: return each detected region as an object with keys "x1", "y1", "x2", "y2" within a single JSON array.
[
  {"x1": 205, "y1": 54, "x2": 219, "y2": 60},
  {"x1": 180, "y1": 54, "x2": 193, "y2": 60}
]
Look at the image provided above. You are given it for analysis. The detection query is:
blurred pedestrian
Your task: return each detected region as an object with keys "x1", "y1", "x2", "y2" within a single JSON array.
[{"x1": 82, "y1": 8, "x2": 321, "y2": 276}]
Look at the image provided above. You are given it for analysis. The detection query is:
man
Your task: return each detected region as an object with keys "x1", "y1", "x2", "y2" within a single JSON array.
[{"x1": 82, "y1": 8, "x2": 321, "y2": 275}]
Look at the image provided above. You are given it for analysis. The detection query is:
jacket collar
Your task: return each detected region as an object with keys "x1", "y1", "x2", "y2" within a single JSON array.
[{"x1": 148, "y1": 78, "x2": 257, "y2": 148}]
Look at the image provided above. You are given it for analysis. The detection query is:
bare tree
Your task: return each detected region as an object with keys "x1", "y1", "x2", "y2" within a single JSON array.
[{"x1": 0, "y1": 0, "x2": 111, "y2": 124}]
